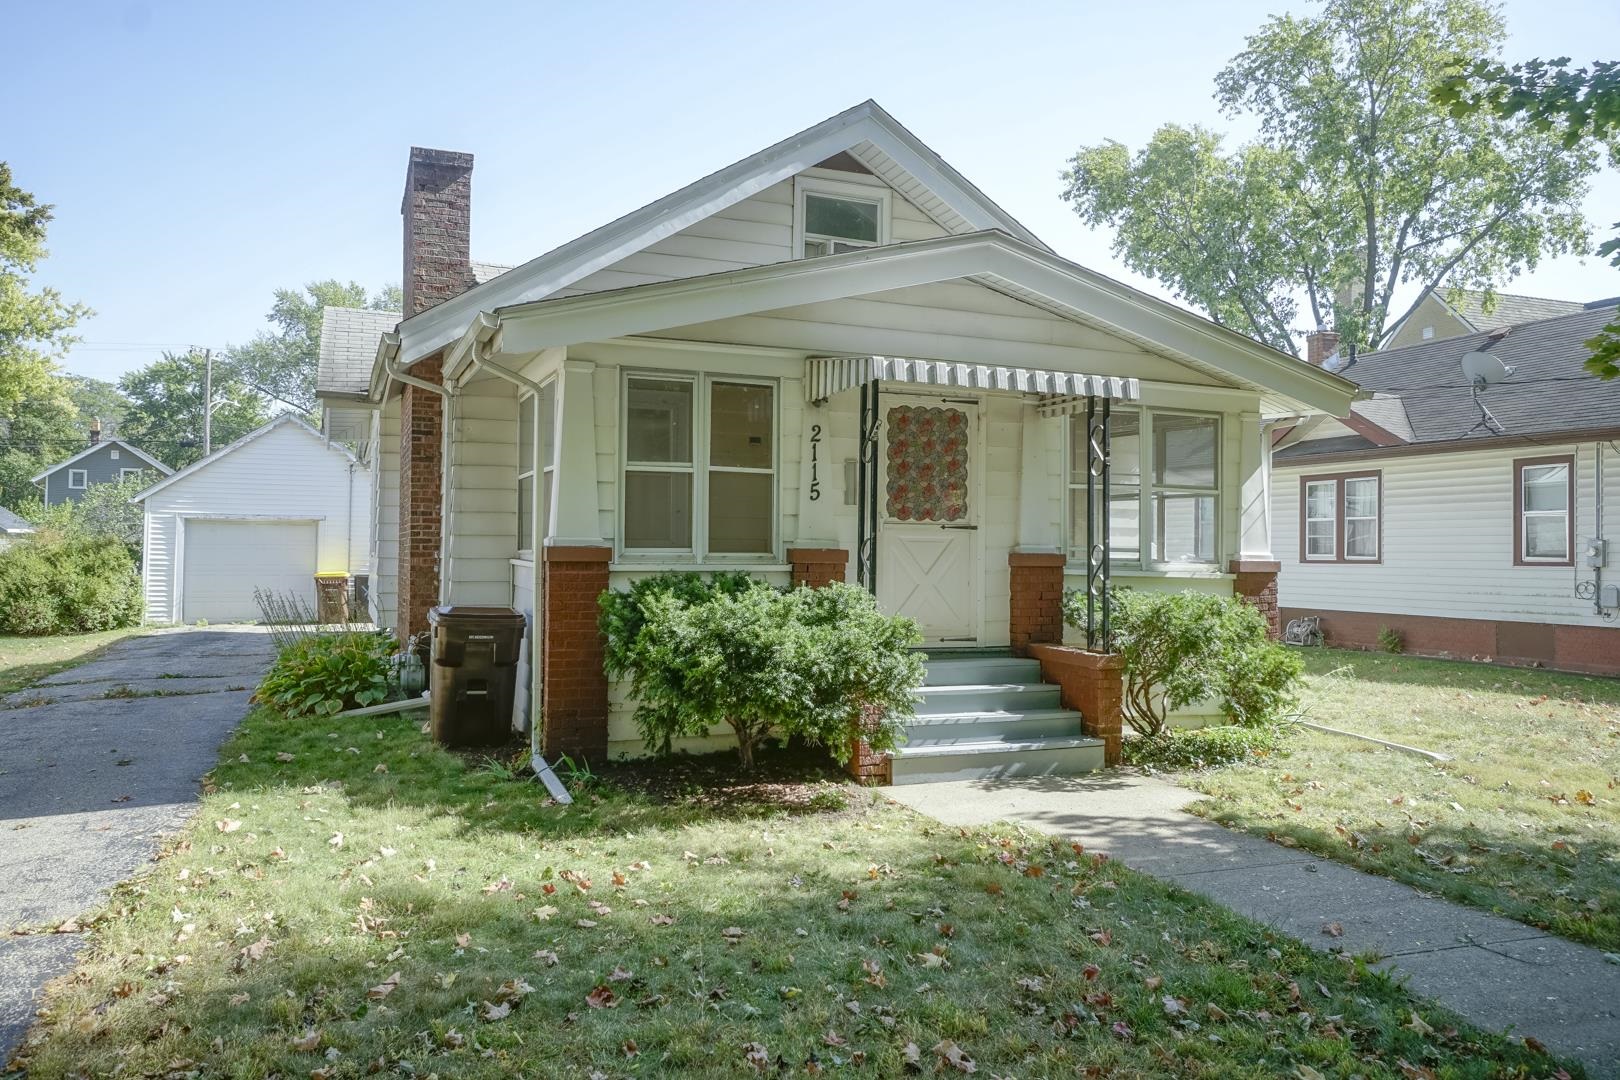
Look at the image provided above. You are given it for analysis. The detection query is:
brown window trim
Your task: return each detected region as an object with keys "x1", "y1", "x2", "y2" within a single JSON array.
[
  {"x1": 1512, "y1": 454, "x2": 1575, "y2": 567},
  {"x1": 1298, "y1": 470, "x2": 1382, "y2": 564}
]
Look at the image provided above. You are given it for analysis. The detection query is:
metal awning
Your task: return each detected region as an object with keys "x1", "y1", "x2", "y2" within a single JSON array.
[{"x1": 806, "y1": 355, "x2": 1139, "y2": 405}]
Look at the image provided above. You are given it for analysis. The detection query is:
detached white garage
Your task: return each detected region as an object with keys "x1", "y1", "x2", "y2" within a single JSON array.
[{"x1": 136, "y1": 414, "x2": 371, "y2": 624}]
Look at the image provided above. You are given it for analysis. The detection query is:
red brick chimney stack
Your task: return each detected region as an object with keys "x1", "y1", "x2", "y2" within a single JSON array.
[
  {"x1": 1305, "y1": 328, "x2": 1341, "y2": 367},
  {"x1": 402, "y1": 147, "x2": 476, "y2": 316},
  {"x1": 88, "y1": 417, "x2": 102, "y2": 446}
]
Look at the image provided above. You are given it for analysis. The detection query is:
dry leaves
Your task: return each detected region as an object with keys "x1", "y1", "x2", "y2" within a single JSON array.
[{"x1": 366, "y1": 971, "x2": 401, "y2": 1000}]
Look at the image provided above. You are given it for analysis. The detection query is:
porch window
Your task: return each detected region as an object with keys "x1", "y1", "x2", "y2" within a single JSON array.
[
  {"x1": 517, "y1": 393, "x2": 535, "y2": 553},
  {"x1": 1066, "y1": 408, "x2": 1217, "y2": 567},
  {"x1": 1515, "y1": 456, "x2": 1572, "y2": 565},
  {"x1": 1151, "y1": 413, "x2": 1218, "y2": 564},
  {"x1": 517, "y1": 381, "x2": 558, "y2": 555},
  {"x1": 623, "y1": 374, "x2": 775, "y2": 556},
  {"x1": 1298, "y1": 471, "x2": 1380, "y2": 563}
]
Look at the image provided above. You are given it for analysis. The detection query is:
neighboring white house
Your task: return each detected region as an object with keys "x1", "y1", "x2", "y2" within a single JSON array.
[
  {"x1": 316, "y1": 101, "x2": 1357, "y2": 776},
  {"x1": 134, "y1": 414, "x2": 371, "y2": 623},
  {"x1": 1273, "y1": 303, "x2": 1620, "y2": 675}
]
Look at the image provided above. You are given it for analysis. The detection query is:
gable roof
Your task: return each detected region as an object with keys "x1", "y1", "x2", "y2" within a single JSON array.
[
  {"x1": 29, "y1": 438, "x2": 172, "y2": 484},
  {"x1": 481, "y1": 230, "x2": 1359, "y2": 417},
  {"x1": 0, "y1": 506, "x2": 35, "y2": 535},
  {"x1": 318, "y1": 306, "x2": 400, "y2": 399},
  {"x1": 392, "y1": 100, "x2": 1050, "y2": 367},
  {"x1": 131, "y1": 412, "x2": 357, "y2": 503},
  {"x1": 1276, "y1": 302, "x2": 1620, "y2": 462},
  {"x1": 1448, "y1": 290, "x2": 1587, "y2": 332}
]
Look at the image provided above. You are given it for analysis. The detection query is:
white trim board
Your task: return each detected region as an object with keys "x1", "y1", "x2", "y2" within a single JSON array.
[
  {"x1": 132, "y1": 413, "x2": 357, "y2": 503},
  {"x1": 30, "y1": 438, "x2": 172, "y2": 483}
]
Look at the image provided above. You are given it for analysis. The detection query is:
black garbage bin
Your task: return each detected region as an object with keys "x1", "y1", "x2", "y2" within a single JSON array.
[{"x1": 427, "y1": 605, "x2": 528, "y2": 747}]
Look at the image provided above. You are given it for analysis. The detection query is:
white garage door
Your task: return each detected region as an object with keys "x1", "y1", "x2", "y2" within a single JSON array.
[{"x1": 183, "y1": 520, "x2": 317, "y2": 623}]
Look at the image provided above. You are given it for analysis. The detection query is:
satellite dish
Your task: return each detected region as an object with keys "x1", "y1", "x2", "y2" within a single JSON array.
[{"x1": 1461, "y1": 350, "x2": 1514, "y2": 388}]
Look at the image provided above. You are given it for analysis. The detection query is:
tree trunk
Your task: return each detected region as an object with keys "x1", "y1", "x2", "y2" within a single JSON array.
[{"x1": 731, "y1": 719, "x2": 756, "y2": 770}]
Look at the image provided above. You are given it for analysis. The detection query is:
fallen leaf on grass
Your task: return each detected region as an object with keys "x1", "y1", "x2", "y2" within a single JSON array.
[
  {"x1": 275, "y1": 752, "x2": 295, "y2": 762},
  {"x1": 215, "y1": 819, "x2": 242, "y2": 833},
  {"x1": 482, "y1": 1001, "x2": 512, "y2": 1021},
  {"x1": 743, "y1": 1042, "x2": 770, "y2": 1071},
  {"x1": 454, "y1": 932, "x2": 471, "y2": 948},
  {"x1": 1161, "y1": 995, "x2": 1186, "y2": 1016},
  {"x1": 622, "y1": 1039, "x2": 639, "y2": 1058},
  {"x1": 289, "y1": 1029, "x2": 322, "y2": 1052},
  {"x1": 532, "y1": 905, "x2": 559, "y2": 921},
  {"x1": 533, "y1": 949, "x2": 559, "y2": 966},
  {"x1": 586, "y1": 984, "x2": 618, "y2": 1009},
  {"x1": 442, "y1": 1029, "x2": 466, "y2": 1049},
  {"x1": 932, "y1": 1039, "x2": 976, "y2": 1073},
  {"x1": 328, "y1": 833, "x2": 344, "y2": 849},
  {"x1": 367, "y1": 972, "x2": 401, "y2": 999},
  {"x1": 722, "y1": 926, "x2": 745, "y2": 943},
  {"x1": 650, "y1": 913, "x2": 674, "y2": 926},
  {"x1": 1405, "y1": 1011, "x2": 1434, "y2": 1036}
]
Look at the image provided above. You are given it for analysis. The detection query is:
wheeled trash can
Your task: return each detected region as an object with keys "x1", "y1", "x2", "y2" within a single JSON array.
[{"x1": 426, "y1": 605, "x2": 528, "y2": 747}]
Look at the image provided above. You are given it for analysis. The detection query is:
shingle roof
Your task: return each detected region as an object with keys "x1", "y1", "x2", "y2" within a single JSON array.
[
  {"x1": 0, "y1": 506, "x2": 35, "y2": 534},
  {"x1": 470, "y1": 262, "x2": 513, "y2": 284},
  {"x1": 317, "y1": 306, "x2": 398, "y2": 398},
  {"x1": 1278, "y1": 302, "x2": 1620, "y2": 462},
  {"x1": 1448, "y1": 290, "x2": 1586, "y2": 331}
]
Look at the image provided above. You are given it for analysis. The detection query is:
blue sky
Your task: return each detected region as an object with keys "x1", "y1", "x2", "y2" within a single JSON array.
[{"x1": 11, "y1": 0, "x2": 1620, "y2": 383}]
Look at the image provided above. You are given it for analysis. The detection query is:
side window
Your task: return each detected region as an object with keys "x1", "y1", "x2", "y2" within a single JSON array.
[
  {"x1": 67, "y1": 468, "x2": 88, "y2": 489},
  {"x1": 1300, "y1": 472, "x2": 1381, "y2": 562},
  {"x1": 1515, "y1": 457, "x2": 1572, "y2": 565},
  {"x1": 796, "y1": 179, "x2": 889, "y2": 259},
  {"x1": 1303, "y1": 480, "x2": 1337, "y2": 559}
]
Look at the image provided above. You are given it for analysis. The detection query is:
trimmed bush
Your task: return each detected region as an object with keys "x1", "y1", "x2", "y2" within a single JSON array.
[
  {"x1": 1064, "y1": 586, "x2": 1302, "y2": 736},
  {"x1": 0, "y1": 534, "x2": 142, "y2": 634},
  {"x1": 1120, "y1": 725, "x2": 1283, "y2": 771},
  {"x1": 253, "y1": 630, "x2": 395, "y2": 718},
  {"x1": 600, "y1": 574, "x2": 924, "y2": 769}
]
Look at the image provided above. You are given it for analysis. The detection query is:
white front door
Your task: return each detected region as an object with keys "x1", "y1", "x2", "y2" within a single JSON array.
[{"x1": 876, "y1": 396, "x2": 979, "y2": 644}]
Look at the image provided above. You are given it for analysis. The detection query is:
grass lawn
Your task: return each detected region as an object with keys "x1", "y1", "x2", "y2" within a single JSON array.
[
  {"x1": 11, "y1": 707, "x2": 1574, "y2": 1077},
  {"x1": 0, "y1": 627, "x2": 142, "y2": 697},
  {"x1": 1187, "y1": 648, "x2": 1620, "y2": 952}
]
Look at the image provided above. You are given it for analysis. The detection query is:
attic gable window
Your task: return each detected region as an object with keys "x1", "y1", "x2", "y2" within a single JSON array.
[{"x1": 796, "y1": 178, "x2": 889, "y2": 258}]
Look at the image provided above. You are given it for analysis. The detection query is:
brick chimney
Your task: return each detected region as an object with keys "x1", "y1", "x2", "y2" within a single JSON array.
[
  {"x1": 1305, "y1": 328, "x2": 1341, "y2": 367},
  {"x1": 88, "y1": 417, "x2": 102, "y2": 446},
  {"x1": 395, "y1": 147, "x2": 476, "y2": 642},
  {"x1": 402, "y1": 147, "x2": 476, "y2": 316}
]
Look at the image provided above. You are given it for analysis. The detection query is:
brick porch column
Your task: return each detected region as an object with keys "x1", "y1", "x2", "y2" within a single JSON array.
[
  {"x1": 1028, "y1": 644, "x2": 1124, "y2": 766},
  {"x1": 788, "y1": 547, "x2": 849, "y2": 589},
  {"x1": 396, "y1": 354, "x2": 444, "y2": 643},
  {"x1": 1229, "y1": 559, "x2": 1282, "y2": 640},
  {"x1": 541, "y1": 545, "x2": 612, "y2": 762},
  {"x1": 1008, "y1": 551, "x2": 1066, "y2": 656}
]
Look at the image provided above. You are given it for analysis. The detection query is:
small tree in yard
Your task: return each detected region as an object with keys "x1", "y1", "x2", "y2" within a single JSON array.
[
  {"x1": 1064, "y1": 588, "x2": 1301, "y2": 737},
  {"x1": 601, "y1": 575, "x2": 923, "y2": 770}
]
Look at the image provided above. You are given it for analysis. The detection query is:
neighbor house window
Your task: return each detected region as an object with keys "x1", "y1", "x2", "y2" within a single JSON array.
[
  {"x1": 67, "y1": 468, "x2": 87, "y2": 489},
  {"x1": 120, "y1": 467, "x2": 143, "y2": 481},
  {"x1": 516, "y1": 381, "x2": 558, "y2": 555},
  {"x1": 1066, "y1": 408, "x2": 1217, "y2": 567},
  {"x1": 622, "y1": 373, "x2": 775, "y2": 557},
  {"x1": 1298, "y1": 471, "x2": 1381, "y2": 563},
  {"x1": 796, "y1": 179, "x2": 888, "y2": 258},
  {"x1": 1515, "y1": 456, "x2": 1573, "y2": 565}
]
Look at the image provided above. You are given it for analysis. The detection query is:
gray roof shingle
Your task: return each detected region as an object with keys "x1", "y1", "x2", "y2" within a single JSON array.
[
  {"x1": 317, "y1": 307, "x2": 399, "y2": 398},
  {"x1": 0, "y1": 506, "x2": 35, "y2": 534},
  {"x1": 471, "y1": 262, "x2": 513, "y2": 285},
  {"x1": 1279, "y1": 302, "x2": 1620, "y2": 462},
  {"x1": 1448, "y1": 289, "x2": 1587, "y2": 331}
]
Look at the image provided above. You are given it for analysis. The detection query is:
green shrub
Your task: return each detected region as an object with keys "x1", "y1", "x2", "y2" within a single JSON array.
[
  {"x1": 600, "y1": 575, "x2": 924, "y2": 769},
  {"x1": 1377, "y1": 625, "x2": 1405, "y2": 653},
  {"x1": 0, "y1": 534, "x2": 142, "y2": 634},
  {"x1": 1063, "y1": 587, "x2": 1302, "y2": 736},
  {"x1": 1120, "y1": 724, "x2": 1283, "y2": 771},
  {"x1": 253, "y1": 630, "x2": 395, "y2": 718}
]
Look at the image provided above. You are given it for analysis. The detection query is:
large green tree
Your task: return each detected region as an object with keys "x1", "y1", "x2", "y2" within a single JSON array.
[
  {"x1": 1061, "y1": 0, "x2": 1601, "y2": 355},
  {"x1": 0, "y1": 376, "x2": 84, "y2": 509},
  {"x1": 117, "y1": 350, "x2": 270, "y2": 470},
  {"x1": 226, "y1": 280, "x2": 399, "y2": 417},
  {"x1": 0, "y1": 162, "x2": 89, "y2": 409},
  {"x1": 1435, "y1": 57, "x2": 1620, "y2": 377}
]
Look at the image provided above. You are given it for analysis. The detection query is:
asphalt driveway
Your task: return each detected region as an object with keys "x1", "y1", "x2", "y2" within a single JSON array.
[{"x1": 0, "y1": 627, "x2": 274, "y2": 1065}]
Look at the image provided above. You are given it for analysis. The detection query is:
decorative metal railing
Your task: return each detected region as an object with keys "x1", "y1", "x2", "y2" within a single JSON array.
[{"x1": 1083, "y1": 396, "x2": 1112, "y2": 651}]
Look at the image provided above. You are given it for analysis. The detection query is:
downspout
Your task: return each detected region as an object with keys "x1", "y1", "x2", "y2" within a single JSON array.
[{"x1": 382, "y1": 340, "x2": 455, "y2": 606}]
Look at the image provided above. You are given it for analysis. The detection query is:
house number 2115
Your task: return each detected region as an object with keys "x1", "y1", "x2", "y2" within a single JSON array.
[{"x1": 808, "y1": 424, "x2": 822, "y2": 501}]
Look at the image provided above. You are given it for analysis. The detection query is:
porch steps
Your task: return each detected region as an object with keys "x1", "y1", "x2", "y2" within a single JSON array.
[{"x1": 891, "y1": 655, "x2": 1105, "y2": 785}]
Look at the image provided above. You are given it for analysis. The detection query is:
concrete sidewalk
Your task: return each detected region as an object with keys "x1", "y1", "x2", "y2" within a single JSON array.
[{"x1": 887, "y1": 772, "x2": 1620, "y2": 1078}]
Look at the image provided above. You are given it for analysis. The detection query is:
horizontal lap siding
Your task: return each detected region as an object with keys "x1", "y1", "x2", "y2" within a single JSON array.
[
  {"x1": 371, "y1": 401, "x2": 400, "y2": 631},
  {"x1": 445, "y1": 378, "x2": 518, "y2": 606},
  {"x1": 142, "y1": 513, "x2": 177, "y2": 622},
  {"x1": 1275, "y1": 441, "x2": 1617, "y2": 626}
]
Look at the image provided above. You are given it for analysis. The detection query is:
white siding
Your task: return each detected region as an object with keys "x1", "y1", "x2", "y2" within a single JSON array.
[
  {"x1": 1274, "y1": 440, "x2": 1620, "y2": 626},
  {"x1": 370, "y1": 398, "x2": 400, "y2": 631},
  {"x1": 443, "y1": 373, "x2": 519, "y2": 606},
  {"x1": 140, "y1": 420, "x2": 370, "y2": 624}
]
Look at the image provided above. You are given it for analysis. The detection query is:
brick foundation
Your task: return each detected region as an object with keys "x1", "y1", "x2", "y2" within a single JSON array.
[
  {"x1": 1027, "y1": 644, "x2": 1124, "y2": 765},
  {"x1": 788, "y1": 547, "x2": 849, "y2": 589},
  {"x1": 541, "y1": 546, "x2": 612, "y2": 762},
  {"x1": 1009, "y1": 551, "x2": 1066, "y2": 655},
  {"x1": 396, "y1": 354, "x2": 444, "y2": 644},
  {"x1": 1279, "y1": 606, "x2": 1620, "y2": 676},
  {"x1": 1229, "y1": 559, "x2": 1281, "y2": 640},
  {"x1": 848, "y1": 703, "x2": 894, "y2": 786}
]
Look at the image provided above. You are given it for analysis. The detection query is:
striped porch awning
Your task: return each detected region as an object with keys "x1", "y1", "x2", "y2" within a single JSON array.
[{"x1": 806, "y1": 354, "x2": 1139, "y2": 406}]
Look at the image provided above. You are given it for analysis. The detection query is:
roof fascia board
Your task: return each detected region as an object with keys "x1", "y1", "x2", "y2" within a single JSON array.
[
  {"x1": 1273, "y1": 424, "x2": 1620, "y2": 467},
  {"x1": 495, "y1": 232, "x2": 1357, "y2": 415},
  {"x1": 131, "y1": 413, "x2": 354, "y2": 503},
  {"x1": 30, "y1": 438, "x2": 172, "y2": 482}
]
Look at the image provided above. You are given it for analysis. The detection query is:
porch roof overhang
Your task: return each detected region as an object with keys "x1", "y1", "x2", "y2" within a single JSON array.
[{"x1": 807, "y1": 354, "x2": 1139, "y2": 405}]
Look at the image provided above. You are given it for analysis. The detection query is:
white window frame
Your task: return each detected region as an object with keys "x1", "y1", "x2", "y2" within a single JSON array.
[
  {"x1": 1064, "y1": 407, "x2": 1221, "y2": 570},
  {"x1": 1342, "y1": 475, "x2": 1380, "y2": 561},
  {"x1": 67, "y1": 468, "x2": 88, "y2": 490},
  {"x1": 793, "y1": 176, "x2": 890, "y2": 259},
  {"x1": 517, "y1": 391, "x2": 537, "y2": 561},
  {"x1": 516, "y1": 378, "x2": 559, "y2": 561},
  {"x1": 618, "y1": 369, "x2": 779, "y2": 563},
  {"x1": 109, "y1": 449, "x2": 120, "y2": 460},
  {"x1": 120, "y1": 467, "x2": 143, "y2": 481},
  {"x1": 1303, "y1": 480, "x2": 1337, "y2": 561},
  {"x1": 1517, "y1": 458, "x2": 1572, "y2": 565}
]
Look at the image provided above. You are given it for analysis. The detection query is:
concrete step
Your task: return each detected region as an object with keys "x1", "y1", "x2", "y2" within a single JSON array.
[
  {"x1": 891, "y1": 736, "x2": 1106, "y2": 785},
  {"x1": 921, "y1": 656, "x2": 1042, "y2": 687},
  {"x1": 914, "y1": 682, "x2": 1063, "y2": 715},
  {"x1": 902, "y1": 708, "x2": 1083, "y2": 746}
]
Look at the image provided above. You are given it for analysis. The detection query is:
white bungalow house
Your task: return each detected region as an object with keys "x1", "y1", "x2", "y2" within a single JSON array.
[{"x1": 317, "y1": 101, "x2": 1356, "y2": 780}]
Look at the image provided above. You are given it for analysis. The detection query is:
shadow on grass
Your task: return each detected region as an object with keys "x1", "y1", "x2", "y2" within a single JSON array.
[
  {"x1": 1298, "y1": 647, "x2": 1620, "y2": 702},
  {"x1": 0, "y1": 629, "x2": 145, "y2": 697}
]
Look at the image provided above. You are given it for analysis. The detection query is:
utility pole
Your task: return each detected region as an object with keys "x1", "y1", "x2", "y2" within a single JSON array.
[{"x1": 203, "y1": 348, "x2": 213, "y2": 456}]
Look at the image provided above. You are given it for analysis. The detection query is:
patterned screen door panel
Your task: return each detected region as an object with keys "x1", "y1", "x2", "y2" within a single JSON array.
[{"x1": 877, "y1": 402, "x2": 977, "y2": 643}]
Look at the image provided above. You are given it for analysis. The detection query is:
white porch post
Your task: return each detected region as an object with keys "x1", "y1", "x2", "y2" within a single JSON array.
[
  {"x1": 1236, "y1": 410, "x2": 1273, "y2": 560},
  {"x1": 1016, "y1": 401, "x2": 1063, "y2": 552},
  {"x1": 549, "y1": 357, "x2": 606, "y2": 546}
]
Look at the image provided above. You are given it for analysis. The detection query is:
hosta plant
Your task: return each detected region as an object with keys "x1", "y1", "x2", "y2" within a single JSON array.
[{"x1": 253, "y1": 630, "x2": 395, "y2": 718}]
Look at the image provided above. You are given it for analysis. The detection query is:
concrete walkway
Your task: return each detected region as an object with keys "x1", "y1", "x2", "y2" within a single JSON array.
[
  {"x1": 887, "y1": 772, "x2": 1620, "y2": 1078},
  {"x1": 0, "y1": 627, "x2": 274, "y2": 1066}
]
